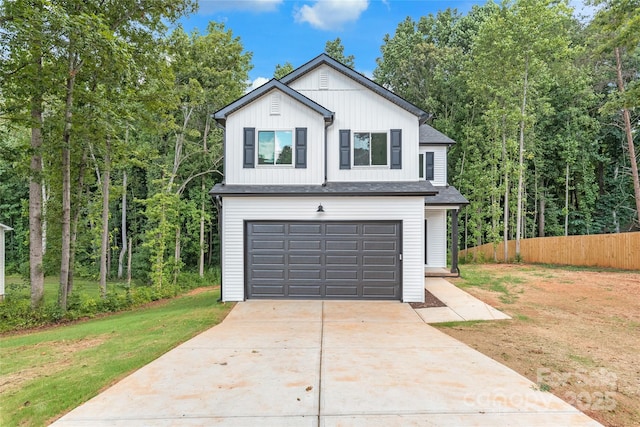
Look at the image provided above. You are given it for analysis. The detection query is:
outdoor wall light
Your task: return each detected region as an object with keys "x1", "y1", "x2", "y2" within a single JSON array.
[{"x1": 317, "y1": 204, "x2": 324, "y2": 212}]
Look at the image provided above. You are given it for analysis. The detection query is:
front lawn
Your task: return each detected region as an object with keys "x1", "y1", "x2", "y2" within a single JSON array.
[{"x1": 0, "y1": 288, "x2": 233, "y2": 426}]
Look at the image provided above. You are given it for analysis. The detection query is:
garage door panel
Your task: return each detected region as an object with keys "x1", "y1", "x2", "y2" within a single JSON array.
[
  {"x1": 252, "y1": 224, "x2": 285, "y2": 234},
  {"x1": 289, "y1": 254, "x2": 322, "y2": 265},
  {"x1": 251, "y1": 240, "x2": 285, "y2": 250},
  {"x1": 289, "y1": 224, "x2": 322, "y2": 235},
  {"x1": 289, "y1": 240, "x2": 322, "y2": 250},
  {"x1": 326, "y1": 240, "x2": 358, "y2": 251},
  {"x1": 326, "y1": 270, "x2": 358, "y2": 280},
  {"x1": 326, "y1": 255, "x2": 358, "y2": 265},
  {"x1": 363, "y1": 240, "x2": 397, "y2": 251},
  {"x1": 363, "y1": 255, "x2": 397, "y2": 266},
  {"x1": 326, "y1": 224, "x2": 359, "y2": 235},
  {"x1": 251, "y1": 254, "x2": 286, "y2": 264},
  {"x1": 288, "y1": 285, "x2": 322, "y2": 296},
  {"x1": 246, "y1": 221, "x2": 401, "y2": 299},
  {"x1": 325, "y1": 285, "x2": 358, "y2": 296},
  {"x1": 362, "y1": 224, "x2": 398, "y2": 235},
  {"x1": 363, "y1": 285, "x2": 396, "y2": 296},
  {"x1": 363, "y1": 270, "x2": 397, "y2": 280},
  {"x1": 288, "y1": 269, "x2": 322, "y2": 280},
  {"x1": 251, "y1": 269, "x2": 285, "y2": 279}
]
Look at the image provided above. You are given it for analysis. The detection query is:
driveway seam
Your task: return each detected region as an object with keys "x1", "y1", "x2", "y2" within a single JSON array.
[{"x1": 318, "y1": 300, "x2": 324, "y2": 424}]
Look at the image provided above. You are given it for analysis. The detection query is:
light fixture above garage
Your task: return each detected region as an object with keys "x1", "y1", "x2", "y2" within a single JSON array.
[{"x1": 317, "y1": 204, "x2": 324, "y2": 213}]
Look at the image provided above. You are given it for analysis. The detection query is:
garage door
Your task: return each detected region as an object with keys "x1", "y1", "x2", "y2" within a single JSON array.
[{"x1": 246, "y1": 221, "x2": 401, "y2": 299}]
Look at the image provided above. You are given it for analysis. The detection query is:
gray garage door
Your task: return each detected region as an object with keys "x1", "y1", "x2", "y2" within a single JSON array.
[{"x1": 246, "y1": 221, "x2": 401, "y2": 299}]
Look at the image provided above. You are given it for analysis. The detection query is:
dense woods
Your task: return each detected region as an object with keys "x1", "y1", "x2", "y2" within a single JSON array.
[{"x1": 1, "y1": 0, "x2": 638, "y2": 310}]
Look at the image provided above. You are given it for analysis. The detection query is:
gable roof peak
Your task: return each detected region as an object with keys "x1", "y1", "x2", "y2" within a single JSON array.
[
  {"x1": 281, "y1": 53, "x2": 428, "y2": 122},
  {"x1": 213, "y1": 78, "x2": 334, "y2": 125}
]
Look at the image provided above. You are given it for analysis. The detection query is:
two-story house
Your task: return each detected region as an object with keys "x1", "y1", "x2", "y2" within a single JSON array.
[{"x1": 211, "y1": 54, "x2": 467, "y2": 302}]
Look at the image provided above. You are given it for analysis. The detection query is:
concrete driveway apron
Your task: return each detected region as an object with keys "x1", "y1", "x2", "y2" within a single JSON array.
[{"x1": 52, "y1": 300, "x2": 602, "y2": 426}]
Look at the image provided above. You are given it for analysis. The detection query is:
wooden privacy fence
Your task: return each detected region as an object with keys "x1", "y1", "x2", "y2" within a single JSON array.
[{"x1": 460, "y1": 232, "x2": 640, "y2": 270}]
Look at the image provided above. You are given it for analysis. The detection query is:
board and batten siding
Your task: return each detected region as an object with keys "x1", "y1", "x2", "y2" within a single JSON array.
[
  {"x1": 221, "y1": 196, "x2": 425, "y2": 302},
  {"x1": 225, "y1": 88, "x2": 326, "y2": 185},
  {"x1": 424, "y1": 209, "x2": 447, "y2": 268},
  {"x1": 289, "y1": 65, "x2": 419, "y2": 182},
  {"x1": 419, "y1": 145, "x2": 447, "y2": 186}
]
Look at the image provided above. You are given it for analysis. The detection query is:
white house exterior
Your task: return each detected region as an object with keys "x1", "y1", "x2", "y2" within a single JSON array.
[
  {"x1": 0, "y1": 223, "x2": 12, "y2": 301},
  {"x1": 211, "y1": 54, "x2": 467, "y2": 302}
]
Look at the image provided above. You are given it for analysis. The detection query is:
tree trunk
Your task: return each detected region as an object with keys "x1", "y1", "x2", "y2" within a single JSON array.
[
  {"x1": 502, "y1": 120, "x2": 509, "y2": 263},
  {"x1": 29, "y1": 84, "x2": 45, "y2": 309},
  {"x1": 173, "y1": 226, "x2": 181, "y2": 286},
  {"x1": 127, "y1": 237, "x2": 132, "y2": 288},
  {"x1": 199, "y1": 179, "x2": 205, "y2": 277},
  {"x1": 515, "y1": 56, "x2": 529, "y2": 259},
  {"x1": 538, "y1": 194, "x2": 545, "y2": 237},
  {"x1": 615, "y1": 47, "x2": 640, "y2": 226},
  {"x1": 59, "y1": 61, "x2": 76, "y2": 311},
  {"x1": 99, "y1": 137, "x2": 111, "y2": 297},
  {"x1": 67, "y1": 149, "x2": 87, "y2": 297},
  {"x1": 118, "y1": 170, "x2": 127, "y2": 279}
]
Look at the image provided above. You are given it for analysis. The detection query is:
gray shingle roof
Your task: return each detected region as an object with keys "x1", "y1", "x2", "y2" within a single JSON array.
[
  {"x1": 419, "y1": 124, "x2": 456, "y2": 145},
  {"x1": 213, "y1": 79, "x2": 334, "y2": 125},
  {"x1": 280, "y1": 54, "x2": 429, "y2": 123},
  {"x1": 210, "y1": 180, "x2": 438, "y2": 197},
  {"x1": 425, "y1": 186, "x2": 468, "y2": 205}
]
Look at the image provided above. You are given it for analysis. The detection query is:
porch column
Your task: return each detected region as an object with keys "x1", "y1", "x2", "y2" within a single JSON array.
[{"x1": 450, "y1": 209, "x2": 459, "y2": 275}]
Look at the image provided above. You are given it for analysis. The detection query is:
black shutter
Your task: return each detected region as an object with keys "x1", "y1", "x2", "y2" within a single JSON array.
[
  {"x1": 390, "y1": 129, "x2": 402, "y2": 169},
  {"x1": 295, "y1": 128, "x2": 307, "y2": 168},
  {"x1": 425, "y1": 152, "x2": 434, "y2": 180},
  {"x1": 243, "y1": 127, "x2": 255, "y2": 168},
  {"x1": 339, "y1": 129, "x2": 351, "y2": 169}
]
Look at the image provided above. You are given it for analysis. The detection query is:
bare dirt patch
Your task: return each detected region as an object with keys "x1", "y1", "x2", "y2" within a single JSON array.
[
  {"x1": 436, "y1": 264, "x2": 640, "y2": 427},
  {"x1": 0, "y1": 336, "x2": 108, "y2": 395}
]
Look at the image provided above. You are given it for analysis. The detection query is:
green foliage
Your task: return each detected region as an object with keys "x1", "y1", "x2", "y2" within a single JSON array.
[
  {"x1": 0, "y1": 271, "x2": 220, "y2": 333},
  {"x1": 274, "y1": 62, "x2": 294, "y2": 79},
  {"x1": 324, "y1": 37, "x2": 356, "y2": 68},
  {"x1": 0, "y1": 289, "x2": 232, "y2": 427}
]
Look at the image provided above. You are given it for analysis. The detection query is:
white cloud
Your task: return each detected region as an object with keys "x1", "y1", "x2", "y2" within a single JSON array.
[
  {"x1": 294, "y1": 0, "x2": 369, "y2": 31},
  {"x1": 247, "y1": 77, "x2": 269, "y2": 92},
  {"x1": 198, "y1": 0, "x2": 283, "y2": 15}
]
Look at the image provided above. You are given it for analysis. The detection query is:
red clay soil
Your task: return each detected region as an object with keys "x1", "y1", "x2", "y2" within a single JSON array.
[{"x1": 436, "y1": 264, "x2": 640, "y2": 427}]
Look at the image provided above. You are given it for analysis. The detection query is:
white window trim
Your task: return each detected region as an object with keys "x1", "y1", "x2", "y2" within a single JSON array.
[
  {"x1": 256, "y1": 129, "x2": 294, "y2": 167},
  {"x1": 352, "y1": 130, "x2": 389, "y2": 168}
]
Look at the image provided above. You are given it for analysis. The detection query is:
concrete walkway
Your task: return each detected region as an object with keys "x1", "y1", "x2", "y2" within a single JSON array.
[
  {"x1": 53, "y1": 299, "x2": 601, "y2": 426},
  {"x1": 416, "y1": 278, "x2": 512, "y2": 323}
]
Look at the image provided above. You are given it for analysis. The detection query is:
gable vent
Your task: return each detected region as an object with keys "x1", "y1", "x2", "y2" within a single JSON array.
[
  {"x1": 270, "y1": 93, "x2": 281, "y2": 115},
  {"x1": 319, "y1": 70, "x2": 329, "y2": 90}
]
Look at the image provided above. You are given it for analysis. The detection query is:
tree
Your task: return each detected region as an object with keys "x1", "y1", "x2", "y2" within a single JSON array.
[
  {"x1": 325, "y1": 37, "x2": 355, "y2": 68},
  {"x1": 274, "y1": 62, "x2": 294, "y2": 79},
  {"x1": 590, "y1": 0, "x2": 640, "y2": 228}
]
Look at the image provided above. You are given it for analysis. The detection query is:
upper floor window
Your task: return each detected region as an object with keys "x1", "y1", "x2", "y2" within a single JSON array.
[
  {"x1": 258, "y1": 130, "x2": 292, "y2": 165},
  {"x1": 419, "y1": 151, "x2": 434, "y2": 180},
  {"x1": 354, "y1": 132, "x2": 387, "y2": 166}
]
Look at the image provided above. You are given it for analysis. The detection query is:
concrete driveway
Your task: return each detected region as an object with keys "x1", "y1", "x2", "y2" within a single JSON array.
[{"x1": 53, "y1": 300, "x2": 601, "y2": 426}]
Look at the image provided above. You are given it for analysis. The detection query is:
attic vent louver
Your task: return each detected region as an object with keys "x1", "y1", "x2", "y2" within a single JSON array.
[
  {"x1": 270, "y1": 93, "x2": 281, "y2": 115},
  {"x1": 319, "y1": 70, "x2": 329, "y2": 90}
]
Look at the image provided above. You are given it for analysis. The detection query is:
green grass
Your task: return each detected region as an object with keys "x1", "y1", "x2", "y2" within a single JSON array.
[
  {"x1": 432, "y1": 320, "x2": 490, "y2": 328},
  {"x1": 0, "y1": 288, "x2": 233, "y2": 426},
  {"x1": 456, "y1": 265, "x2": 524, "y2": 304},
  {"x1": 5, "y1": 274, "x2": 117, "y2": 301}
]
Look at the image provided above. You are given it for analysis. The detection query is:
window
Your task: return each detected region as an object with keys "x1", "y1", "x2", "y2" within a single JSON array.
[
  {"x1": 354, "y1": 132, "x2": 387, "y2": 166},
  {"x1": 258, "y1": 130, "x2": 293, "y2": 165},
  {"x1": 425, "y1": 152, "x2": 434, "y2": 180}
]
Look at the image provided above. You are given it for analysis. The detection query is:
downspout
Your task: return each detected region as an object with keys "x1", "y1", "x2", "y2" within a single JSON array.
[
  {"x1": 214, "y1": 195, "x2": 223, "y2": 302},
  {"x1": 323, "y1": 114, "x2": 334, "y2": 186},
  {"x1": 323, "y1": 122, "x2": 329, "y2": 186}
]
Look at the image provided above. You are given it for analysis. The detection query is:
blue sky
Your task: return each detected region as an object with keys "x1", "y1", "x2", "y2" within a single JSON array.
[{"x1": 176, "y1": 0, "x2": 594, "y2": 89}]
